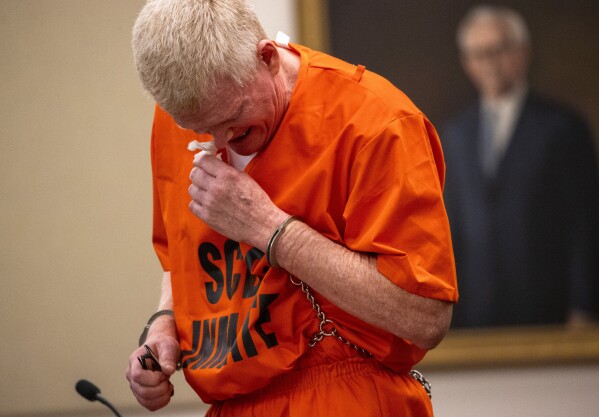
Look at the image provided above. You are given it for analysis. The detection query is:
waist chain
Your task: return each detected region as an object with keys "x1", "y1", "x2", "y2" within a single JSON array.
[{"x1": 289, "y1": 274, "x2": 432, "y2": 399}]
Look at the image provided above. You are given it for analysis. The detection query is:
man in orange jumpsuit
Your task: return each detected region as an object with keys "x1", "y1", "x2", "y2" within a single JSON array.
[{"x1": 126, "y1": 1, "x2": 458, "y2": 415}]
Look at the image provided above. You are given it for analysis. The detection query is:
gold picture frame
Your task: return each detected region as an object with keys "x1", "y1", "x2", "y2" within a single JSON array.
[{"x1": 421, "y1": 324, "x2": 599, "y2": 369}]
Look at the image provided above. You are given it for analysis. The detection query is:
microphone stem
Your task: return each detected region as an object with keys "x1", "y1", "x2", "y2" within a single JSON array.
[{"x1": 96, "y1": 394, "x2": 123, "y2": 417}]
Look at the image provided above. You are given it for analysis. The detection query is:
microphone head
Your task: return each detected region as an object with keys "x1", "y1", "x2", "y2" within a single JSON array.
[{"x1": 75, "y1": 379, "x2": 101, "y2": 402}]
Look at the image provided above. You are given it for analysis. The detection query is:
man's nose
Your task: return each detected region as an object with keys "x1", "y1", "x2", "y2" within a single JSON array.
[{"x1": 209, "y1": 127, "x2": 233, "y2": 146}]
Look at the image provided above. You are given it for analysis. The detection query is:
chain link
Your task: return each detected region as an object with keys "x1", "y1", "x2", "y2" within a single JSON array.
[
  {"x1": 409, "y1": 370, "x2": 432, "y2": 399},
  {"x1": 288, "y1": 274, "x2": 432, "y2": 399},
  {"x1": 289, "y1": 274, "x2": 373, "y2": 357}
]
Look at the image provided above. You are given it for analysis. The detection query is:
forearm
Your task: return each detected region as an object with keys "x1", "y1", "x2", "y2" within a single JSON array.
[
  {"x1": 158, "y1": 271, "x2": 174, "y2": 310},
  {"x1": 146, "y1": 271, "x2": 177, "y2": 343},
  {"x1": 274, "y1": 220, "x2": 452, "y2": 350}
]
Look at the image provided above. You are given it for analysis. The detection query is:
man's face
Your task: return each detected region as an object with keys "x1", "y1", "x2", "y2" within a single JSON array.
[
  {"x1": 460, "y1": 19, "x2": 529, "y2": 99},
  {"x1": 174, "y1": 64, "x2": 287, "y2": 156}
]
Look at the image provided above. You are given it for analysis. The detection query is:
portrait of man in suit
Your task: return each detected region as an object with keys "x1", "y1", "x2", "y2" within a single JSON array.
[{"x1": 442, "y1": 5, "x2": 599, "y2": 328}]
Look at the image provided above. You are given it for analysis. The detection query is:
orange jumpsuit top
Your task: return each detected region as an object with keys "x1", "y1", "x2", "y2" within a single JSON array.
[{"x1": 151, "y1": 43, "x2": 458, "y2": 404}]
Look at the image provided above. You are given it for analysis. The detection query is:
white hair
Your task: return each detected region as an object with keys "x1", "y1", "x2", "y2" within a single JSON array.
[
  {"x1": 132, "y1": 0, "x2": 267, "y2": 117},
  {"x1": 457, "y1": 5, "x2": 531, "y2": 52}
]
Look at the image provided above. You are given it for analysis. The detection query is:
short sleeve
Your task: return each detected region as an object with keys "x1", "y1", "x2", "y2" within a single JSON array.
[{"x1": 343, "y1": 114, "x2": 458, "y2": 302}]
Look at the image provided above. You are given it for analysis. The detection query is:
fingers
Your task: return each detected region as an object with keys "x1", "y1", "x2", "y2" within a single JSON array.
[
  {"x1": 188, "y1": 180, "x2": 209, "y2": 222},
  {"x1": 155, "y1": 337, "x2": 181, "y2": 376},
  {"x1": 190, "y1": 166, "x2": 211, "y2": 186},
  {"x1": 129, "y1": 378, "x2": 174, "y2": 411},
  {"x1": 192, "y1": 152, "x2": 223, "y2": 171},
  {"x1": 188, "y1": 181, "x2": 206, "y2": 203},
  {"x1": 189, "y1": 163, "x2": 216, "y2": 200},
  {"x1": 189, "y1": 164, "x2": 223, "y2": 216},
  {"x1": 189, "y1": 199, "x2": 205, "y2": 222},
  {"x1": 126, "y1": 347, "x2": 161, "y2": 385},
  {"x1": 126, "y1": 344, "x2": 177, "y2": 411}
]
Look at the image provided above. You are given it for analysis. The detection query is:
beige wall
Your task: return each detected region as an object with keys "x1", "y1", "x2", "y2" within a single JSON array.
[
  {"x1": 0, "y1": 1, "x2": 296, "y2": 415},
  {"x1": 1, "y1": 1, "x2": 158, "y2": 415}
]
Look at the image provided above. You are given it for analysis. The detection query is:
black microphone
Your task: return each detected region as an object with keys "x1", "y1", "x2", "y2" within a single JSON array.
[{"x1": 75, "y1": 379, "x2": 123, "y2": 417}]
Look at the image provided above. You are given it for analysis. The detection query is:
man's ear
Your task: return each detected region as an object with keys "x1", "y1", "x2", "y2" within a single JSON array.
[{"x1": 257, "y1": 39, "x2": 280, "y2": 76}]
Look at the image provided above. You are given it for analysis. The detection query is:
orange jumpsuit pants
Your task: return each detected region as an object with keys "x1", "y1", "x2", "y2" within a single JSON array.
[{"x1": 205, "y1": 338, "x2": 433, "y2": 417}]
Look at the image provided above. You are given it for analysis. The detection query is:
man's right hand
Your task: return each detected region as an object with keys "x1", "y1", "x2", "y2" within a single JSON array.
[{"x1": 125, "y1": 315, "x2": 180, "y2": 411}]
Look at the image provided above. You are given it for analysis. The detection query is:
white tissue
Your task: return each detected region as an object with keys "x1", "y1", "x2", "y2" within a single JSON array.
[
  {"x1": 188, "y1": 140, "x2": 220, "y2": 163},
  {"x1": 187, "y1": 140, "x2": 217, "y2": 153}
]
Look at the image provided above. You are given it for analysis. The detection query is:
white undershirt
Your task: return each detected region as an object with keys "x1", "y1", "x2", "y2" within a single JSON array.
[
  {"x1": 481, "y1": 83, "x2": 528, "y2": 164},
  {"x1": 227, "y1": 148, "x2": 256, "y2": 171}
]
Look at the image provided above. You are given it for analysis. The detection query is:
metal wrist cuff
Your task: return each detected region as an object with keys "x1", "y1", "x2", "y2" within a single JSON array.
[
  {"x1": 138, "y1": 309, "x2": 174, "y2": 347},
  {"x1": 266, "y1": 216, "x2": 299, "y2": 269}
]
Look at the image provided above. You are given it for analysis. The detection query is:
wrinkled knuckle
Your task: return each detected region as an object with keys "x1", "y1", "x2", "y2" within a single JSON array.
[
  {"x1": 221, "y1": 169, "x2": 238, "y2": 183},
  {"x1": 189, "y1": 167, "x2": 199, "y2": 181},
  {"x1": 210, "y1": 180, "x2": 226, "y2": 195},
  {"x1": 189, "y1": 201, "x2": 203, "y2": 218}
]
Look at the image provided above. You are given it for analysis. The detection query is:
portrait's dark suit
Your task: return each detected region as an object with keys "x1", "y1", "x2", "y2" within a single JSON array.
[{"x1": 442, "y1": 93, "x2": 599, "y2": 327}]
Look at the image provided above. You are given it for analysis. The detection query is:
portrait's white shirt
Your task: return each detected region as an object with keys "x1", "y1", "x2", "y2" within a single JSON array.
[{"x1": 482, "y1": 82, "x2": 528, "y2": 163}]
